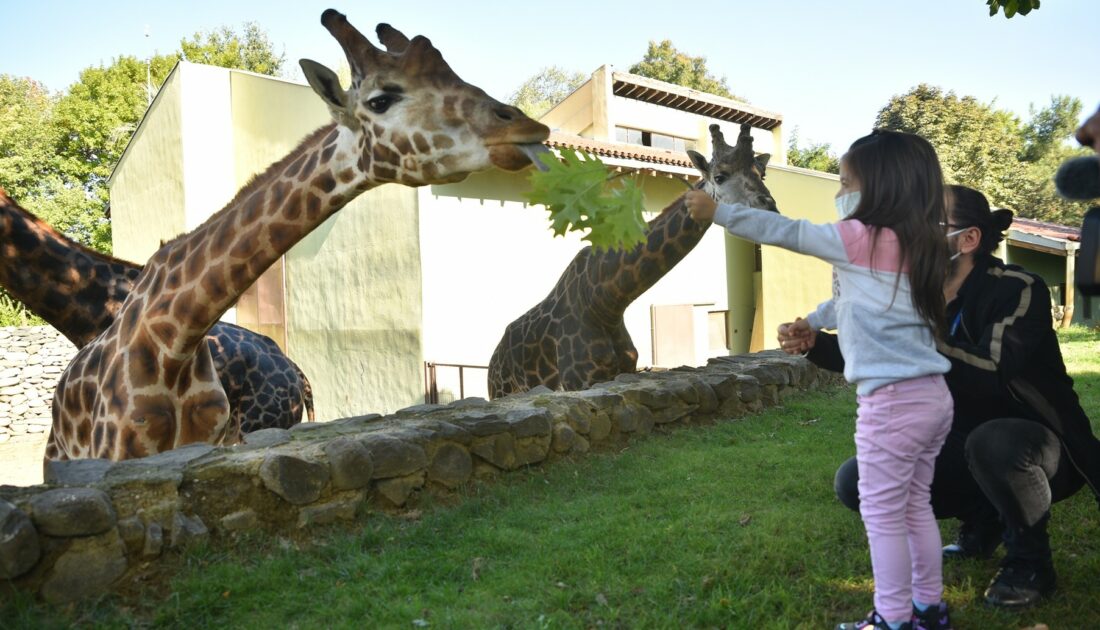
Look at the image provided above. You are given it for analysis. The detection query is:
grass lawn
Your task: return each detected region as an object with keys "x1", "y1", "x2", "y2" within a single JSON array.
[{"x1": 4, "y1": 329, "x2": 1099, "y2": 629}]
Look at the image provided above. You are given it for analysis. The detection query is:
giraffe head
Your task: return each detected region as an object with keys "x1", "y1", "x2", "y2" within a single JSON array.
[
  {"x1": 299, "y1": 10, "x2": 549, "y2": 185},
  {"x1": 687, "y1": 124, "x2": 778, "y2": 212}
]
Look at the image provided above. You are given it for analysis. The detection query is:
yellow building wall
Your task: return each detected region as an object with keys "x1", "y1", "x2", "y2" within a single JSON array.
[
  {"x1": 108, "y1": 66, "x2": 188, "y2": 265},
  {"x1": 541, "y1": 78, "x2": 595, "y2": 136},
  {"x1": 755, "y1": 165, "x2": 839, "y2": 350},
  {"x1": 228, "y1": 72, "x2": 425, "y2": 420}
]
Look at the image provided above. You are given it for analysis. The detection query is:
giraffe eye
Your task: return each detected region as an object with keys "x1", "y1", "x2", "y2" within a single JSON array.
[
  {"x1": 713, "y1": 174, "x2": 729, "y2": 185},
  {"x1": 367, "y1": 94, "x2": 398, "y2": 113}
]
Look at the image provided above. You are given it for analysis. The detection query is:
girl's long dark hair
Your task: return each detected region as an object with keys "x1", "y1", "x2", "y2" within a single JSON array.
[{"x1": 845, "y1": 130, "x2": 948, "y2": 337}]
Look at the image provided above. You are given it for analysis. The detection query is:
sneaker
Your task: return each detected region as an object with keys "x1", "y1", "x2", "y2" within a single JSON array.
[
  {"x1": 911, "y1": 602, "x2": 952, "y2": 630},
  {"x1": 836, "y1": 609, "x2": 912, "y2": 630},
  {"x1": 983, "y1": 560, "x2": 1057, "y2": 608},
  {"x1": 942, "y1": 518, "x2": 1001, "y2": 559}
]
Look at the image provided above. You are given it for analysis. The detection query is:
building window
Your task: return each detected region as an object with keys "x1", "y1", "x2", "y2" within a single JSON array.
[{"x1": 615, "y1": 126, "x2": 696, "y2": 152}]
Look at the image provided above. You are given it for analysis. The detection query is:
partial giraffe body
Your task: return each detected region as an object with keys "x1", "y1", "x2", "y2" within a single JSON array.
[
  {"x1": 0, "y1": 190, "x2": 314, "y2": 435},
  {"x1": 488, "y1": 124, "x2": 777, "y2": 397},
  {"x1": 45, "y1": 9, "x2": 549, "y2": 462}
]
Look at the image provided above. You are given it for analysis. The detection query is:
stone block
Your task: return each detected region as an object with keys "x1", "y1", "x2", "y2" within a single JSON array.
[
  {"x1": 360, "y1": 435, "x2": 427, "y2": 479},
  {"x1": 505, "y1": 407, "x2": 552, "y2": 438},
  {"x1": 0, "y1": 499, "x2": 39, "y2": 579},
  {"x1": 427, "y1": 442, "x2": 472, "y2": 489},
  {"x1": 297, "y1": 493, "x2": 362, "y2": 527},
  {"x1": 470, "y1": 433, "x2": 517, "y2": 470},
  {"x1": 220, "y1": 509, "x2": 259, "y2": 532},
  {"x1": 170, "y1": 511, "x2": 208, "y2": 548},
  {"x1": 237, "y1": 428, "x2": 292, "y2": 450},
  {"x1": 29, "y1": 487, "x2": 117, "y2": 537},
  {"x1": 116, "y1": 516, "x2": 145, "y2": 557},
  {"x1": 324, "y1": 437, "x2": 374, "y2": 490},
  {"x1": 143, "y1": 521, "x2": 163, "y2": 558},
  {"x1": 39, "y1": 530, "x2": 128, "y2": 603},
  {"x1": 259, "y1": 454, "x2": 330, "y2": 505},
  {"x1": 374, "y1": 471, "x2": 425, "y2": 507}
]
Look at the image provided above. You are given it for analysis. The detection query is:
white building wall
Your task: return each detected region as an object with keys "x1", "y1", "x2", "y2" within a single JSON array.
[{"x1": 418, "y1": 172, "x2": 731, "y2": 399}]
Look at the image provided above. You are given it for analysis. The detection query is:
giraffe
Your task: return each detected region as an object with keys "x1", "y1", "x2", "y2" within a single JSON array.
[
  {"x1": 487, "y1": 123, "x2": 776, "y2": 397},
  {"x1": 44, "y1": 9, "x2": 549, "y2": 462},
  {"x1": 0, "y1": 190, "x2": 314, "y2": 433}
]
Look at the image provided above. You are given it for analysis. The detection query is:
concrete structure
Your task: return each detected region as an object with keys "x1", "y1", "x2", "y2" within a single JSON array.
[{"x1": 109, "y1": 62, "x2": 845, "y2": 419}]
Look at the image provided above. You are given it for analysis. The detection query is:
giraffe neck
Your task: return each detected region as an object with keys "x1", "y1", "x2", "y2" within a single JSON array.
[
  {"x1": 136, "y1": 123, "x2": 378, "y2": 356},
  {"x1": 0, "y1": 194, "x2": 140, "y2": 346},
  {"x1": 588, "y1": 195, "x2": 711, "y2": 319}
]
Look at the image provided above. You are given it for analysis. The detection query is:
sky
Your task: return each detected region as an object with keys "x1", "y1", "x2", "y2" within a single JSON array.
[{"x1": 2, "y1": 0, "x2": 1098, "y2": 153}]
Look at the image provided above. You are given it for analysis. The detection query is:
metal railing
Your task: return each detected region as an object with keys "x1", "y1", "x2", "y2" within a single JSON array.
[{"x1": 423, "y1": 362, "x2": 488, "y2": 404}]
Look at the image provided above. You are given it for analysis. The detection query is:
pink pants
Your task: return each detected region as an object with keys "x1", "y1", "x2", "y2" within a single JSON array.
[{"x1": 855, "y1": 374, "x2": 953, "y2": 622}]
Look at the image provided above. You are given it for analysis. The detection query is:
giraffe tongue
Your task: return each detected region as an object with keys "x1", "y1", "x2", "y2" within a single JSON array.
[{"x1": 516, "y1": 143, "x2": 552, "y2": 172}]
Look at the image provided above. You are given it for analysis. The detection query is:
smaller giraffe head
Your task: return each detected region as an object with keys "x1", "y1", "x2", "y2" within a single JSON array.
[
  {"x1": 687, "y1": 124, "x2": 778, "y2": 212},
  {"x1": 299, "y1": 10, "x2": 549, "y2": 185}
]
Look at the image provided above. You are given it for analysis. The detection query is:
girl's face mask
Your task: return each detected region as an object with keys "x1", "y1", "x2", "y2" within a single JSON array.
[{"x1": 835, "y1": 191, "x2": 861, "y2": 220}]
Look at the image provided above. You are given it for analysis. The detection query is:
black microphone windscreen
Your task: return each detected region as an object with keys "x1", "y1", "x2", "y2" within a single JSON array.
[{"x1": 1054, "y1": 156, "x2": 1100, "y2": 200}]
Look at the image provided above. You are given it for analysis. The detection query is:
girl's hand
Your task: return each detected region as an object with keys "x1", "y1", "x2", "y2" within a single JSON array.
[
  {"x1": 777, "y1": 317, "x2": 816, "y2": 355},
  {"x1": 685, "y1": 190, "x2": 717, "y2": 222}
]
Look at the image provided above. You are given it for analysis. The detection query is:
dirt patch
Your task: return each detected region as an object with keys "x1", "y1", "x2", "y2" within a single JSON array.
[{"x1": 0, "y1": 434, "x2": 46, "y2": 486}]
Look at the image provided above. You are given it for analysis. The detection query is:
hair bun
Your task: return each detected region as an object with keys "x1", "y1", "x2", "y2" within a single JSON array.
[{"x1": 990, "y1": 208, "x2": 1014, "y2": 232}]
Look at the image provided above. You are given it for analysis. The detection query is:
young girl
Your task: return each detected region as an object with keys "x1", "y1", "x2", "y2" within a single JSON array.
[{"x1": 685, "y1": 129, "x2": 955, "y2": 630}]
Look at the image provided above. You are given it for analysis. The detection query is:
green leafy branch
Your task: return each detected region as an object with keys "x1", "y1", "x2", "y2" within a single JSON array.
[
  {"x1": 524, "y1": 148, "x2": 649, "y2": 252},
  {"x1": 987, "y1": 0, "x2": 1040, "y2": 18}
]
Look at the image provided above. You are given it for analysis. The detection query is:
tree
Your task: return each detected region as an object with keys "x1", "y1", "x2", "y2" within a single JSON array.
[
  {"x1": 180, "y1": 22, "x2": 286, "y2": 76},
  {"x1": 45, "y1": 23, "x2": 286, "y2": 254},
  {"x1": 629, "y1": 40, "x2": 745, "y2": 101},
  {"x1": 1014, "y1": 96, "x2": 1091, "y2": 225},
  {"x1": 877, "y1": 84, "x2": 1023, "y2": 209},
  {"x1": 786, "y1": 128, "x2": 840, "y2": 174},
  {"x1": 0, "y1": 23, "x2": 287, "y2": 325},
  {"x1": 0, "y1": 76, "x2": 58, "y2": 202},
  {"x1": 1020, "y1": 95, "x2": 1081, "y2": 162},
  {"x1": 875, "y1": 84, "x2": 1090, "y2": 224},
  {"x1": 987, "y1": 0, "x2": 1040, "y2": 18},
  {"x1": 508, "y1": 66, "x2": 587, "y2": 120}
]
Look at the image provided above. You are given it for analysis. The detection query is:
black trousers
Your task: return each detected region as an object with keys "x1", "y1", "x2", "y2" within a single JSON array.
[{"x1": 834, "y1": 418, "x2": 1085, "y2": 563}]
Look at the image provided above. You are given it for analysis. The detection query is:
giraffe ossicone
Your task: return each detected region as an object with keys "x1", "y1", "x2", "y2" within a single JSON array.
[
  {"x1": 46, "y1": 9, "x2": 549, "y2": 463},
  {"x1": 487, "y1": 123, "x2": 776, "y2": 397}
]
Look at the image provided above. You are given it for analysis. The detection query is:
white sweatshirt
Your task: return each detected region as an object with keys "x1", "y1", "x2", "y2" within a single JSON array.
[{"x1": 714, "y1": 202, "x2": 950, "y2": 395}]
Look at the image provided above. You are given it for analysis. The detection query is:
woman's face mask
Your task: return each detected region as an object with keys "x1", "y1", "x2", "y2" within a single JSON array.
[
  {"x1": 946, "y1": 227, "x2": 969, "y2": 261},
  {"x1": 835, "y1": 191, "x2": 861, "y2": 220}
]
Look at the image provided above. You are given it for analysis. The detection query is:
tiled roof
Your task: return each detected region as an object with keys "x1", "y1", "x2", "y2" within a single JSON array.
[
  {"x1": 546, "y1": 131, "x2": 696, "y2": 171},
  {"x1": 1010, "y1": 216, "x2": 1080, "y2": 242},
  {"x1": 611, "y1": 71, "x2": 783, "y2": 130}
]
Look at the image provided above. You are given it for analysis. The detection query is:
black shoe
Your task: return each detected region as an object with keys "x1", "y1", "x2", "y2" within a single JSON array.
[
  {"x1": 983, "y1": 560, "x2": 1056, "y2": 608},
  {"x1": 911, "y1": 602, "x2": 952, "y2": 630},
  {"x1": 836, "y1": 609, "x2": 912, "y2": 630},
  {"x1": 943, "y1": 518, "x2": 1002, "y2": 559}
]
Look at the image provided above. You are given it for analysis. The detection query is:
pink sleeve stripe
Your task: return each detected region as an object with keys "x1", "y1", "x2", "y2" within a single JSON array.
[{"x1": 836, "y1": 220, "x2": 907, "y2": 273}]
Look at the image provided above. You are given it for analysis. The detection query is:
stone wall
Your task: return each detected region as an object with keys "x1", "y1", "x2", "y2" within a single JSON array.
[
  {"x1": 0, "y1": 327, "x2": 76, "y2": 444},
  {"x1": 0, "y1": 351, "x2": 844, "y2": 603}
]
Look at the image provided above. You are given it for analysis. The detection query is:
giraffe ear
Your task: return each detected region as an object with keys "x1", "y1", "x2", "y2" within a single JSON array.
[
  {"x1": 754, "y1": 153, "x2": 771, "y2": 173},
  {"x1": 687, "y1": 150, "x2": 710, "y2": 176},
  {"x1": 300, "y1": 59, "x2": 348, "y2": 110}
]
